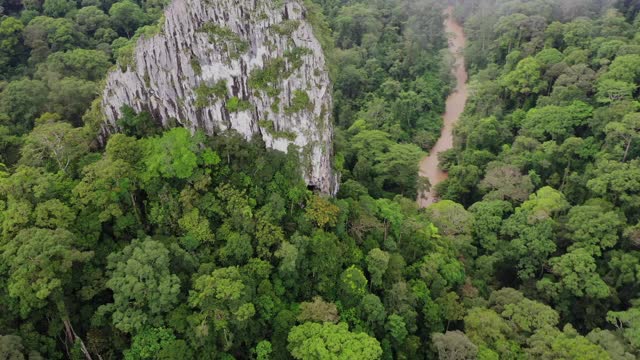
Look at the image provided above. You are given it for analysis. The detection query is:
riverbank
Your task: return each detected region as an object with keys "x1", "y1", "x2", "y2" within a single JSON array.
[{"x1": 417, "y1": 6, "x2": 468, "y2": 207}]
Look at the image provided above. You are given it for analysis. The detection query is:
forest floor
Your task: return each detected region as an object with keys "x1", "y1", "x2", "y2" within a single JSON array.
[{"x1": 417, "y1": 6, "x2": 468, "y2": 207}]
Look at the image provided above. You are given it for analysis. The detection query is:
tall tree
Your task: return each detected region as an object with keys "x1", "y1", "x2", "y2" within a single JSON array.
[
  {"x1": 101, "y1": 238, "x2": 180, "y2": 334},
  {"x1": 287, "y1": 322, "x2": 382, "y2": 360}
]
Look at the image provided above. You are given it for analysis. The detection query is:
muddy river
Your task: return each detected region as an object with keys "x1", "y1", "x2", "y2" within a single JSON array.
[{"x1": 417, "y1": 7, "x2": 468, "y2": 207}]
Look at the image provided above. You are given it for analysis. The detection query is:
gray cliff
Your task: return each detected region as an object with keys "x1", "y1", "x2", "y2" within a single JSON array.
[{"x1": 101, "y1": 0, "x2": 337, "y2": 194}]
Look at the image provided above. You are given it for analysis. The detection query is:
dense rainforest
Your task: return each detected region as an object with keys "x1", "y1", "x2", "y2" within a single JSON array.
[{"x1": 0, "y1": 0, "x2": 639, "y2": 359}]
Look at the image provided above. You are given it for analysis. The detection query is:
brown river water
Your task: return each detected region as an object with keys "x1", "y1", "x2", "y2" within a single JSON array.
[{"x1": 417, "y1": 7, "x2": 468, "y2": 207}]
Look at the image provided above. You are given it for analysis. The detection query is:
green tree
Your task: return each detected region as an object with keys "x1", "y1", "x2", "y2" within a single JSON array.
[
  {"x1": 435, "y1": 164, "x2": 481, "y2": 203},
  {"x1": 587, "y1": 159, "x2": 640, "y2": 212},
  {"x1": 373, "y1": 143, "x2": 424, "y2": 197},
  {"x1": 586, "y1": 328, "x2": 636, "y2": 360},
  {"x1": 538, "y1": 248, "x2": 610, "y2": 300},
  {"x1": 293, "y1": 231, "x2": 344, "y2": 295},
  {"x1": 385, "y1": 314, "x2": 408, "y2": 345},
  {"x1": 73, "y1": 150, "x2": 140, "y2": 230},
  {"x1": 359, "y1": 294, "x2": 386, "y2": 330},
  {"x1": 466, "y1": 116, "x2": 509, "y2": 152},
  {"x1": 75, "y1": 6, "x2": 110, "y2": 36},
  {"x1": 0, "y1": 165, "x2": 76, "y2": 239},
  {"x1": 274, "y1": 241, "x2": 298, "y2": 278},
  {"x1": 603, "y1": 54, "x2": 640, "y2": 84},
  {"x1": 24, "y1": 16, "x2": 84, "y2": 58},
  {"x1": 520, "y1": 186, "x2": 569, "y2": 220},
  {"x1": 494, "y1": 13, "x2": 529, "y2": 54},
  {"x1": 464, "y1": 307, "x2": 520, "y2": 359},
  {"x1": 596, "y1": 79, "x2": 636, "y2": 104},
  {"x1": 109, "y1": 0, "x2": 146, "y2": 38},
  {"x1": 607, "y1": 301, "x2": 640, "y2": 349},
  {"x1": 526, "y1": 324, "x2": 610, "y2": 360},
  {"x1": 218, "y1": 225, "x2": 254, "y2": 265},
  {"x1": 436, "y1": 292, "x2": 465, "y2": 330},
  {"x1": 0, "y1": 226, "x2": 95, "y2": 357},
  {"x1": 565, "y1": 200, "x2": 624, "y2": 256},
  {"x1": 0, "y1": 17, "x2": 25, "y2": 74},
  {"x1": 46, "y1": 77, "x2": 98, "y2": 121},
  {"x1": 366, "y1": 248, "x2": 390, "y2": 289},
  {"x1": 189, "y1": 266, "x2": 255, "y2": 350},
  {"x1": 37, "y1": 48, "x2": 111, "y2": 81},
  {"x1": 0, "y1": 123, "x2": 21, "y2": 164},
  {"x1": 117, "y1": 105, "x2": 161, "y2": 138},
  {"x1": 1, "y1": 227, "x2": 92, "y2": 317},
  {"x1": 255, "y1": 340, "x2": 273, "y2": 360},
  {"x1": 488, "y1": 288, "x2": 525, "y2": 313},
  {"x1": 604, "y1": 113, "x2": 640, "y2": 162},
  {"x1": 142, "y1": 128, "x2": 199, "y2": 182},
  {"x1": 501, "y1": 298, "x2": 559, "y2": 334},
  {"x1": 425, "y1": 200, "x2": 473, "y2": 237},
  {"x1": 20, "y1": 115, "x2": 90, "y2": 174},
  {"x1": 0, "y1": 335, "x2": 42, "y2": 360},
  {"x1": 124, "y1": 327, "x2": 192, "y2": 360},
  {"x1": 33, "y1": 198, "x2": 75, "y2": 229},
  {"x1": 418, "y1": 253, "x2": 465, "y2": 296},
  {"x1": 334, "y1": 3, "x2": 382, "y2": 48},
  {"x1": 178, "y1": 208, "x2": 214, "y2": 250},
  {"x1": 502, "y1": 207, "x2": 556, "y2": 281},
  {"x1": 287, "y1": 322, "x2": 382, "y2": 360},
  {"x1": 469, "y1": 200, "x2": 512, "y2": 252},
  {"x1": 43, "y1": 0, "x2": 76, "y2": 17},
  {"x1": 521, "y1": 101, "x2": 592, "y2": 141},
  {"x1": 501, "y1": 57, "x2": 547, "y2": 98},
  {"x1": 339, "y1": 265, "x2": 368, "y2": 307},
  {"x1": 0, "y1": 79, "x2": 48, "y2": 134},
  {"x1": 102, "y1": 238, "x2": 181, "y2": 333}
]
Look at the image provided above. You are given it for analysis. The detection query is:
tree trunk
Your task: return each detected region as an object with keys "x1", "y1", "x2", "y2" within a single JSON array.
[
  {"x1": 56, "y1": 297, "x2": 94, "y2": 360},
  {"x1": 62, "y1": 319, "x2": 94, "y2": 360},
  {"x1": 383, "y1": 219, "x2": 388, "y2": 242},
  {"x1": 623, "y1": 138, "x2": 632, "y2": 162},
  {"x1": 130, "y1": 192, "x2": 143, "y2": 226}
]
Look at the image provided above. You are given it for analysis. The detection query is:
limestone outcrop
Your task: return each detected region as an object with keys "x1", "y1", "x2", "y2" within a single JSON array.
[{"x1": 102, "y1": 0, "x2": 336, "y2": 193}]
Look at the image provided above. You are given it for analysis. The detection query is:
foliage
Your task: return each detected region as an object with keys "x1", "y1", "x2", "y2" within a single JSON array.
[
  {"x1": 284, "y1": 90, "x2": 312, "y2": 115},
  {"x1": 287, "y1": 322, "x2": 382, "y2": 360},
  {"x1": 102, "y1": 238, "x2": 181, "y2": 334},
  {"x1": 194, "y1": 80, "x2": 228, "y2": 108},
  {"x1": 249, "y1": 57, "x2": 288, "y2": 97},
  {"x1": 197, "y1": 23, "x2": 248, "y2": 57},
  {"x1": 225, "y1": 96, "x2": 252, "y2": 113},
  {"x1": 1, "y1": 0, "x2": 640, "y2": 359},
  {"x1": 1, "y1": 227, "x2": 92, "y2": 317},
  {"x1": 109, "y1": 1, "x2": 146, "y2": 38},
  {"x1": 304, "y1": 194, "x2": 339, "y2": 228}
]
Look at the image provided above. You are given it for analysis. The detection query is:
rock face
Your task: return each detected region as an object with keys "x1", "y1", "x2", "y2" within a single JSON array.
[{"x1": 102, "y1": 0, "x2": 337, "y2": 194}]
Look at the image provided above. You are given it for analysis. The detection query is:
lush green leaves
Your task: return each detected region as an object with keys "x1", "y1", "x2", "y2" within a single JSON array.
[
  {"x1": 1, "y1": 227, "x2": 92, "y2": 317},
  {"x1": 102, "y1": 238, "x2": 180, "y2": 333},
  {"x1": 287, "y1": 322, "x2": 382, "y2": 360}
]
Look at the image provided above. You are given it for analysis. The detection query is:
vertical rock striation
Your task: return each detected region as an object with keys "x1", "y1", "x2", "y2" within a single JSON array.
[{"x1": 102, "y1": 0, "x2": 337, "y2": 194}]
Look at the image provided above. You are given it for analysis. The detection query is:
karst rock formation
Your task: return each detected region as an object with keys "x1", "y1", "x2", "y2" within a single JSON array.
[{"x1": 102, "y1": 0, "x2": 337, "y2": 193}]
